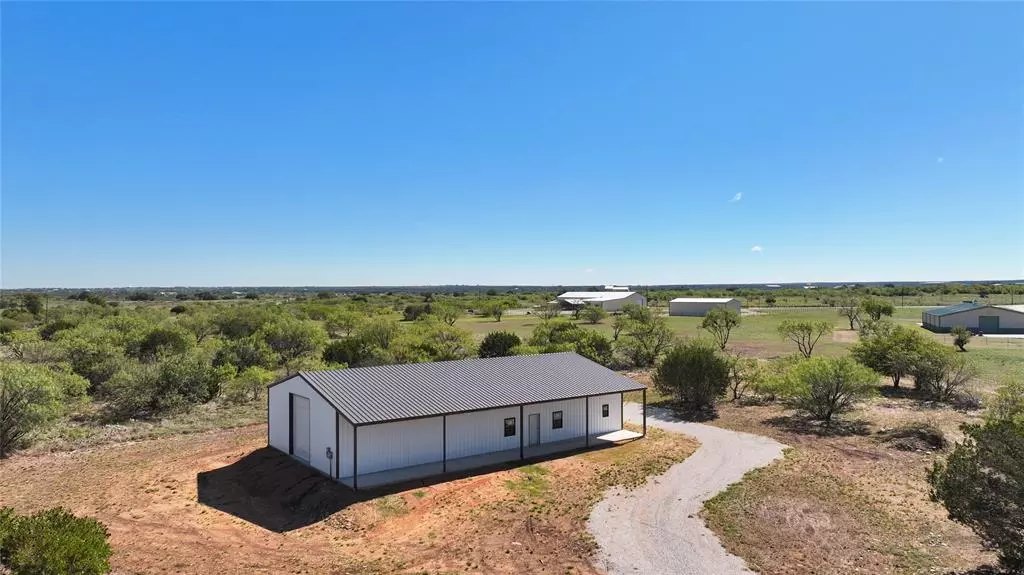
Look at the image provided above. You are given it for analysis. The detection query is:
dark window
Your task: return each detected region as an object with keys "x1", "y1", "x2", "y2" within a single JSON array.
[
  {"x1": 552, "y1": 411, "x2": 563, "y2": 429},
  {"x1": 602, "y1": 404, "x2": 609, "y2": 418},
  {"x1": 504, "y1": 417, "x2": 516, "y2": 437}
]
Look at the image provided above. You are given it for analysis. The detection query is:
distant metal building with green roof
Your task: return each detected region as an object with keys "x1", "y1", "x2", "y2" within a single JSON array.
[{"x1": 922, "y1": 302, "x2": 1024, "y2": 334}]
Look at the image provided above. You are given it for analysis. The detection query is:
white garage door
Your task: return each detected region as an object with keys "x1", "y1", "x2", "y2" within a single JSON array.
[{"x1": 291, "y1": 394, "x2": 310, "y2": 462}]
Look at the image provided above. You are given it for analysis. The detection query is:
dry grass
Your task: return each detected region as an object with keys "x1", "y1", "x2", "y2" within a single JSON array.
[
  {"x1": 0, "y1": 423, "x2": 696, "y2": 575},
  {"x1": 700, "y1": 400, "x2": 994, "y2": 575}
]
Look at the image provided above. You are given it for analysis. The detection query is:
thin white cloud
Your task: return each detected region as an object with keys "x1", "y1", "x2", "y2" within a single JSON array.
[
  {"x1": 750, "y1": 245, "x2": 763, "y2": 253},
  {"x1": 729, "y1": 192, "x2": 743, "y2": 202},
  {"x1": 584, "y1": 268, "x2": 595, "y2": 274}
]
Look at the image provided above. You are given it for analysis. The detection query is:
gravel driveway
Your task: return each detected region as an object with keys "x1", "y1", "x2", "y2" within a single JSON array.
[{"x1": 588, "y1": 403, "x2": 786, "y2": 575}]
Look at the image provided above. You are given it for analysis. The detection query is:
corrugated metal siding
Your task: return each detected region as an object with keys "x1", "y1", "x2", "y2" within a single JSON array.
[
  {"x1": 523, "y1": 398, "x2": 587, "y2": 444},
  {"x1": 268, "y1": 376, "x2": 335, "y2": 477},
  {"x1": 356, "y1": 417, "x2": 444, "y2": 475},
  {"x1": 298, "y1": 352, "x2": 645, "y2": 425},
  {"x1": 669, "y1": 300, "x2": 741, "y2": 317},
  {"x1": 588, "y1": 394, "x2": 623, "y2": 435},
  {"x1": 445, "y1": 406, "x2": 521, "y2": 459},
  {"x1": 339, "y1": 414, "x2": 354, "y2": 482}
]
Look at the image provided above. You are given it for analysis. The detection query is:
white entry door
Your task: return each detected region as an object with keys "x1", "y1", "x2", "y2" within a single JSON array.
[
  {"x1": 291, "y1": 394, "x2": 311, "y2": 462},
  {"x1": 528, "y1": 413, "x2": 541, "y2": 446}
]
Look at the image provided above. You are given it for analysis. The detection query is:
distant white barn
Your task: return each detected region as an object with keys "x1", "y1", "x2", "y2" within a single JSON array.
[
  {"x1": 922, "y1": 302, "x2": 1024, "y2": 334},
  {"x1": 555, "y1": 291, "x2": 646, "y2": 312},
  {"x1": 669, "y1": 297, "x2": 742, "y2": 317},
  {"x1": 267, "y1": 353, "x2": 647, "y2": 490}
]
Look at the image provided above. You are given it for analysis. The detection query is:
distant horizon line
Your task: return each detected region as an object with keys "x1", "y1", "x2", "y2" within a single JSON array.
[{"x1": 3, "y1": 278, "x2": 1022, "y2": 291}]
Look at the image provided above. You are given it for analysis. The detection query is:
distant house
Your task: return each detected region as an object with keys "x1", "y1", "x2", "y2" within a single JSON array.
[
  {"x1": 268, "y1": 352, "x2": 646, "y2": 490},
  {"x1": 669, "y1": 297, "x2": 742, "y2": 317},
  {"x1": 922, "y1": 302, "x2": 1024, "y2": 334},
  {"x1": 555, "y1": 291, "x2": 646, "y2": 312}
]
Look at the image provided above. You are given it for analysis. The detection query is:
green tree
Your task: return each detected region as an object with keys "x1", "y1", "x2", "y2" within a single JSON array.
[
  {"x1": 950, "y1": 325, "x2": 971, "y2": 352},
  {"x1": 176, "y1": 311, "x2": 218, "y2": 344},
  {"x1": 483, "y1": 300, "x2": 510, "y2": 322},
  {"x1": 0, "y1": 507, "x2": 112, "y2": 574},
  {"x1": 213, "y1": 336, "x2": 276, "y2": 371},
  {"x1": 535, "y1": 303, "x2": 561, "y2": 321},
  {"x1": 652, "y1": 339, "x2": 730, "y2": 410},
  {"x1": 912, "y1": 345, "x2": 977, "y2": 403},
  {"x1": 528, "y1": 319, "x2": 614, "y2": 365},
  {"x1": 928, "y1": 419, "x2": 1024, "y2": 571},
  {"x1": 322, "y1": 337, "x2": 367, "y2": 366},
  {"x1": 478, "y1": 331, "x2": 522, "y2": 358},
  {"x1": 402, "y1": 303, "x2": 430, "y2": 321},
  {"x1": 222, "y1": 366, "x2": 275, "y2": 404},
  {"x1": 431, "y1": 302, "x2": 463, "y2": 326},
  {"x1": 0, "y1": 363, "x2": 85, "y2": 457},
  {"x1": 859, "y1": 297, "x2": 895, "y2": 322},
  {"x1": 412, "y1": 318, "x2": 474, "y2": 361},
  {"x1": 257, "y1": 316, "x2": 328, "y2": 364},
  {"x1": 777, "y1": 320, "x2": 833, "y2": 358},
  {"x1": 988, "y1": 378, "x2": 1024, "y2": 425},
  {"x1": 358, "y1": 318, "x2": 400, "y2": 350},
  {"x1": 133, "y1": 326, "x2": 194, "y2": 362},
  {"x1": 21, "y1": 293, "x2": 44, "y2": 317},
  {"x1": 783, "y1": 356, "x2": 878, "y2": 422},
  {"x1": 836, "y1": 296, "x2": 861, "y2": 330},
  {"x1": 580, "y1": 306, "x2": 608, "y2": 325},
  {"x1": 851, "y1": 324, "x2": 925, "y2": 388},
  {"x1": 325, "y1": 309, "x2": 364, "y2": 338},
  {"x1": 617, "y1": 313, "x2": 676, "y2": 367},
  {"x1": 726, "y1": 355, "x2": 761, "y2": 402},
  {"x1": 214, "y1": 306, "x2": 276, "y2": 339},
  {"x1": 701, "y1": 307, "x2": 741, "y2": 351}
]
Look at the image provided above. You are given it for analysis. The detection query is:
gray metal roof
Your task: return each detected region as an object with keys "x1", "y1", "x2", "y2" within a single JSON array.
[
  {"x1": 295, "y1": 352, "x2": 645, "y2": 425},
  {"x1": 926, "y1": 302, "x2": 986, "y2": 317}
]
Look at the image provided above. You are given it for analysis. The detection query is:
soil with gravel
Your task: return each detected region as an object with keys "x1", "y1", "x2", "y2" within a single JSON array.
[{"x1": 588, "y1": 403, "x2": 786, "y2": 575}]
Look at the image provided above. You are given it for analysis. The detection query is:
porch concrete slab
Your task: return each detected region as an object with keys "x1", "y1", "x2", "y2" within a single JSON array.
[{"x1": 344, "y1": 431, "x2": 644, "y2": 490}]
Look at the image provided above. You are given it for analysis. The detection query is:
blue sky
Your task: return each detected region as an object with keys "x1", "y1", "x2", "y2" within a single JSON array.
[{"x1": 2, "y1": 3, "x2": 1022, "y2": 288}]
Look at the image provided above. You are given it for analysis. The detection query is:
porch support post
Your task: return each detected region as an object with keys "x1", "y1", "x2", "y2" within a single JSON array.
[
  {"x1": 519, "y1": 405, "x2": 524, "y2": 460},
  {"x1": 442, "y1": 415, "x2": 447, "y2": 473},
  {"x1": 585, "y1": 397, "x2": 590, "y2": 447},
  {"x1": 642, "y1": 388, "x2": 647, "y2": 437},
  {"x1": 353, "y1": 424, "x2": 359, "y2": 491}
]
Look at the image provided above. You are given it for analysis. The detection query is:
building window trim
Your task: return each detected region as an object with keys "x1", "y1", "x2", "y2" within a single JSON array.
[
  {"x1": 552, "y1": 410, "x2": 563, "y2": 429},
  {"x1": 602, "y1": 404, "x2": 609, "y2": 418},
  {"x1": 504, "y1": 417, "x2": 516, "y2": 437}
]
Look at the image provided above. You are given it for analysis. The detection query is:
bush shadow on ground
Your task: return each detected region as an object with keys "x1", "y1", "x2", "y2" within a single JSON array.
[
  {"x1": 646, "y1": 401, "x2": 718, "y2": 422},
  {"x1": 197, "y1": 440, "x2": 632, "y2": 533},
  {"x1": 762, "y1": 414, "x2": 871, "y2": 437}
]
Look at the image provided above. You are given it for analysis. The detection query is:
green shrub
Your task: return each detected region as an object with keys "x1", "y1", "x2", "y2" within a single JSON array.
[
  {"x1": 988, "y1": 378, "x2": 1024, "y2": 425},
  {"x1": 478, "y1": 331, "x2": 522, "y2": 358},
  {"x1": 950, "y1": 325, "x2": 971, "y2": 351},
  {"x1": 783, "y1": 356, "x2": 878, "y2": 422},
  {"x1": 222, "y1": 367, "x2": 275, "y2": 404},
  {"x1": 0, "y1": 506, "x2": 112, "y2": 574},
  {"x1": 929, "y1": 419, "x2": 1024, "y2": 571},
  {"x1": 912, "y1": 344, "x2": 977, "y2": 403},
  {"x1": 652, "y1": 339, "x2": 730, "y2": 410},
  {"x1": 0, "y1": 363, "x2": 84, "y2": 457},
  {"x1": 579, "y1": 306, "x2": 608, "y2": 325}
]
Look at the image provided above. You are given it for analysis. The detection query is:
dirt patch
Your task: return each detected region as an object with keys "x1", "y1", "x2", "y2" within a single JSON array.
[
  {"x1": 0, "y1": 423, "x2": 695, "y2": 574},
  {"x1": 701, "y1": 401, "x2": 994, "y2": 574},
  {"x1": 833, "y1": 330, "x2": 860, "y2": 343}
]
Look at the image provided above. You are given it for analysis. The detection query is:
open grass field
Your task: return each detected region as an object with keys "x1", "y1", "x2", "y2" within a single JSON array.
[
  {"x1": 462, "y1": 307, "x2": 1023, "y2": 395},
  {"x1": 0, "y1": 423, "x2": 695, "y2": 575}
]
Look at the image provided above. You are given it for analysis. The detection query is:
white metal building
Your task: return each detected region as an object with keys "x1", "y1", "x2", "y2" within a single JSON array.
[
  {"x1": 268, "y1": 352, "x2": 647, "y2": 490},
  {"x1": 922, "y1": 302, "x2": 1024, "y2": 334},
  {"x1": 555, "y1": 291, "x2": 646, "y2": 312},
  {"x1": 669, "y1": 297, "x2": 742, "y2": 317}
]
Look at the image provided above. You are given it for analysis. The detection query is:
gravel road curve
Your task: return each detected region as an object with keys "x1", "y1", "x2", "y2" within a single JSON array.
[{"x1": 588, "y1": 403, "x2": 787, "y2": 575}]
